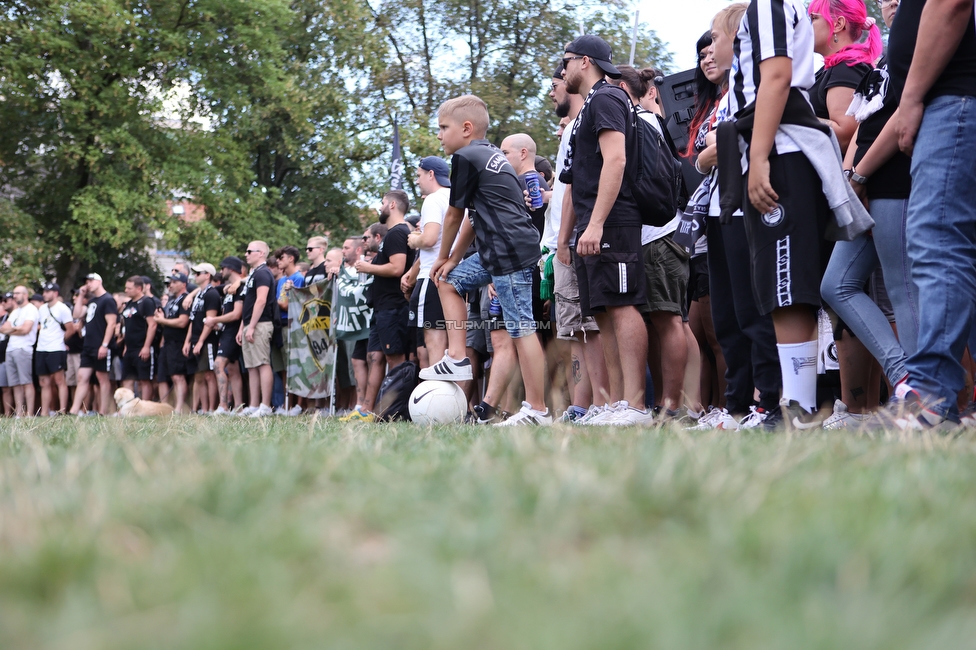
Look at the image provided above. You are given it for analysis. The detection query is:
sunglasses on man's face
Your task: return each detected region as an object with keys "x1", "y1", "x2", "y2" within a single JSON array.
[
  {"x1": 245, "y1": 249, "x2": 258, "y2": 254},
  {"x1": 306, "y1": 246, "x2": 321, "y2": 252}
]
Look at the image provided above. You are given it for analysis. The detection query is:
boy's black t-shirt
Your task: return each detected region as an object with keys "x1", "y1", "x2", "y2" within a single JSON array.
[
  {"x1": 887, "y1": 0, "x2": 976, "y2": 100},
  {"x1": 189, "y1": 285, "x2": 221, "y2": 345},
  {"x1": 241, "y1": 264, "x2": 275, "y2": 325},
  {"x1": 368, "y1": 222, "x2": 414, "y2": 309},
  {"x1": 810, "y1": 63, "x2": 872, "y2": 120},
  {"x1": 161, "y1": 292, "x2": 189, "y2": 346},
  {"x1": 82, "y1": 292, "x2": 118, "y2": 351},
  {"x1": 450, "y1": 140, "x2": 541, "y2": 276},
  {"x1": 558, "y1": 80, "x2": 641, "y2": 230},
  {"x1": 121, "y1": 296, "x2": 156, "y2": 349}
]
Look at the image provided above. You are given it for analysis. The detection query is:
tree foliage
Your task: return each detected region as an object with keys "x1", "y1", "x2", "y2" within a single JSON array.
[{"x1": 0, "y1": 0, "x2": 672, "y2": 291}]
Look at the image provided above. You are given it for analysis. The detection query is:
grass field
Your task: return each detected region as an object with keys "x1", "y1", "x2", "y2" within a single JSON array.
[{"x1": 1, "y1": 417, "x2": 975, "y2": 649}]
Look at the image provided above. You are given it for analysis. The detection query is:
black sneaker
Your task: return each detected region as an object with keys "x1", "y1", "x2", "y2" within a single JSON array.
[
  {"x1": 780, "y1": 399, "x2": 827, "y2": 431},
  {"x1": 419, "y1": 354, "x2": 473, "y2": 381},
  {"x1": 472, "y1": 402, "x2": 501, "y2": 424}
]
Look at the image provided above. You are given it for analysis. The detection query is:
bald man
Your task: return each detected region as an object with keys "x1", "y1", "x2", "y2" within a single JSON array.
[
  {"x1": 500, "y1": 133, "x2": 550, "y2": 236},
  {"x1": 0, "y1": 286, "x2": 38, "y2": 416},
  {"x1": 237, "y1": 241, "x2": 275, "y2": 417}
]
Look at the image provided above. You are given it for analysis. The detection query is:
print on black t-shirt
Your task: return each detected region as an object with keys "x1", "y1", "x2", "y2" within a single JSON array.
[
  {"x1": 121, "y1": 296, "x2": 156, "y2": 349},
  {"x1": 449, "y1": 139, "x2": 541, "y2": 276},
  {"x1": 161, "y1": 292, "x2": 189, "y2": 345},
  {"x1": 83, "y1": 292, "x2": 118, "y2": 350},
  {"x1": 241, "y1": 265, "x2": 275, "y2": 325},
  {"x1": 368, "y1": 223, "x2": 415, "y2": 310},
  {"x1": 189, "y1": 285, "x2": 221, "y2": 345}
]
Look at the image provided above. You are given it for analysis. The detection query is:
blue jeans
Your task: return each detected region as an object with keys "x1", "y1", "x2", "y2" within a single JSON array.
[
  {"x1": 821, "y1": 198, "x2": 919, "y2": 386},
  {"x1": 905, "y1": 95, "x2": 976, "y2": 417},
  {"x1": 447, "y1": 253, "x2": 537, "y2": 339}
]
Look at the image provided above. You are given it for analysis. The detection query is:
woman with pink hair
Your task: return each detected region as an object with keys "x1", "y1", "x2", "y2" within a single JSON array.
[{"x1": 808, "y1": 0, "x2": 883, "y2": 153}]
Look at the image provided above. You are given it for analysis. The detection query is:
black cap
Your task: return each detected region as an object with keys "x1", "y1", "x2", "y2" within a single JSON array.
[
  {"x1": 141, "y1": 275, "x2": 153, "y2": 286},
  {"x1": 29, "y1": 293, "x2": 43, "y2": 303},
  {"x1": 553, "y1": 62, "x2": 565, "y2": 79},
  {"x1": 166, "y1": 272, "x2": 189, "y2": 284},
  {"x1": 220, "y1": 256, "x2": 245, "y2": 274},
  {"x1": 42, "y1": 282, "x2": 60, "y2": 294},
  {"x1": 565, "y1": 35, "x2": 621, "y2": 79},
  {"x1": 2, "y1": 292, "x2": 12, "y2": 300}
]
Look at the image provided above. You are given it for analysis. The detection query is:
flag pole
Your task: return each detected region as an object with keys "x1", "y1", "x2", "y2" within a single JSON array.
[
  {"x1": 329, "y1": 277, "x2": 339, "y2": 417},
  {"x1": 629, "y1": 11, "x2": 639, "y2": 66}
]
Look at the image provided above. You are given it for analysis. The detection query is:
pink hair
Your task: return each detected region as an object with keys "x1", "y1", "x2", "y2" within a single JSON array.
[{"x1": 808, "y1": 0, "x2": 883, "y2": 68}]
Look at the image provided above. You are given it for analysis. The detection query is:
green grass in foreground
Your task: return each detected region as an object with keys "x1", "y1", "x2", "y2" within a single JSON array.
[{"x1": 1, "y1": 418, "x2": 975, "y2": 649}]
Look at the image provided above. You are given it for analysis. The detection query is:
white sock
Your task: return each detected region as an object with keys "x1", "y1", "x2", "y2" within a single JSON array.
[{"x1": 778, "y1": 340, "x2": 818, "y2": 413}]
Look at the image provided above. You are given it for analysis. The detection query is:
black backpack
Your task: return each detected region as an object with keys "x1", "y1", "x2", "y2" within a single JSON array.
[
  {"x1": 629, "y1": 103, "x2": 684, "y2": 227},
  {"x1": 374, "y1": 360, "x2": 419, "y2": 421}
]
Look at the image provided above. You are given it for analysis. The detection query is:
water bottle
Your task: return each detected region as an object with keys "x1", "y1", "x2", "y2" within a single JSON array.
[
  {"x1": 488, "y1": 296, "x2": 501, "y2": 320},
  {"x1": 525, "y1": 171, "x2": 544, "y2": 210},
  {"x1": 358, "y1": 255, "x2": 368, "y2": 284}
]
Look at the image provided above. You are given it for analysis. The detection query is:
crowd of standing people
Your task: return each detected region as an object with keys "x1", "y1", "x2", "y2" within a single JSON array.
[{"x1": 2, "y1": 0, "x2": 975, "y2": 431}]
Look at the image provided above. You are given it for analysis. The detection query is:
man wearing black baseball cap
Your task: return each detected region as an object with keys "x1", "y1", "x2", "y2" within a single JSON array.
[{"x1": 558, "y1": 34, "x2": 651, "y2": 425}]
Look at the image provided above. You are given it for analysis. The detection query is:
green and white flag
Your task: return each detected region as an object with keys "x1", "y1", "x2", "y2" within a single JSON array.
[{"x1": 286, "y1": 280, "x2": 336, "y2": 399}]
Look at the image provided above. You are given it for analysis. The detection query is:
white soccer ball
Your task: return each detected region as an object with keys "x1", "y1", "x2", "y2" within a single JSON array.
[{"x1": 408, "y1": 380, "x2": 468, "y2": 425}]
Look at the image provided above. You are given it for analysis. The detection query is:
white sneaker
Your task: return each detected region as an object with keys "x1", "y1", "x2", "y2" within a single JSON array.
[
  {"x1": 573, "y1": 404, "x2": 607, "y2": 425},
  {"x1": 605, "y1": 405, "x2": 655, "y2": 426},
  {"x1": 419, "y1": 354, "x2": 473, "y2": 382},
  {"x1": 822, "y1": 399, "x2": 869, "y2": 430},
  {"x1": 736, "y1": 405, "x2": 769, "y2": 430},
  {"x1": 685, "y1": 406, "x2": 739, "y2": 431},
  {"x1": 286, "y1": 404, "x2": 303, "y2": 416},
  {"x1": 493, "y1": 401, "x2": 553, "y2": 427},
  {"x1": 249, "y1": 404, "x2": 274, "y2": 418},
  {"x1": 212, "y1": 406, "x2": 230, "y2": 416},
  {"x1": 581, "y1": 401, "x2": 628, "y2": 426},
  {"x1": 239, "y1": 406, "x2": 259, "y2": 417}
]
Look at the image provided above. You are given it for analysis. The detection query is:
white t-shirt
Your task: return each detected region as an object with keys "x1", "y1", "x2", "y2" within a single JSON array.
[
  {"x1": 418, "y1": 187, "x2": 451, "y2": 275},
  {"x1": 542, "y1": 117, "x2": 577, "y2": 250},
  {"x1": 638, "y1": 111, "x2": 681, "y2": 244},
  {"x1": 7, "y1": 303, "x2": 39, "y2": 350},
  {"x1": 36, "y1": 301, "x2": 73, "y2": 352}
]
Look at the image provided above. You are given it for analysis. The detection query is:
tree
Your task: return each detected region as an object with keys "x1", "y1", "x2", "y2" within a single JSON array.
[{"x1": 0, "y1": 0, "x2": 387, "y2": 291}]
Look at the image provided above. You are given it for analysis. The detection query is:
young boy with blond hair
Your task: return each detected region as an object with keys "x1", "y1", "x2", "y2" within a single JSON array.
[{"x1": 424, "y1": 94, "x2": 551, "y2": 426}]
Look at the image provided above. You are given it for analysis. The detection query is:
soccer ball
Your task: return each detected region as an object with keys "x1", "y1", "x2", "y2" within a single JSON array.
[{"x1": 408, "y1": 380, "x2": 468, "y2": 425}]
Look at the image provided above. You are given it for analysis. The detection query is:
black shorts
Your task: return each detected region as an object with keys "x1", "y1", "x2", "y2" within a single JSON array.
[
  {"x1": 159, "y1": 343, "x2": 188, "y2": 379},
  {"x1": 574, "y1": 224, "x2": 646, "y2": 318},
  {"x1": 187, "y1": 340, "x2": 217, "y2": 374},
  {"x1": 742, "y1": 151, "x2": 833, "y2": 316},
  {"x1": 366, "y1": 305, "x2": 410, "y2": 356},
  {"x1": 79, "y1": 347, "x2": 113, "y2": 374},
  {"x1": 36, "y1": 351, "x2": 67, "y2": 376},
  {"x1": 217, "y1": 333, "x2": 241, "y2": 363},
  {"x1": 122, "y1": 348, "x2": 154, "y2": 381},
  {"x1": 409, "y1": 277, "x2": 446, "y2": 329},
  {"x1": 352, "y1": 337, "x2": 368, "y2": 361},
  {"x1": 689, "y1": 255, "x2": 710, "y2": 302}
]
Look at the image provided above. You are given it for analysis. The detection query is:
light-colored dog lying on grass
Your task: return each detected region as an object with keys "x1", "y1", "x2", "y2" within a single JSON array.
[{"x1": 114, "y1": 387, "x2": 175, "y2": 417}]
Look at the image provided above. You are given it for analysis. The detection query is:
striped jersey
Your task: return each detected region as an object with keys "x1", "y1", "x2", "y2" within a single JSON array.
[{"x1": 729, "y1": 0, "x2": 817, "y2": 156}]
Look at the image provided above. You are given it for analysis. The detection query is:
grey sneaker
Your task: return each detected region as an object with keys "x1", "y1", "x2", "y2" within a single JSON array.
[
  {"x1": 780, "y1": 399, "x2": 827, "y2": 431},
  {"x1": 822, "y1": 399, "x2": 869, "y2": 430}
]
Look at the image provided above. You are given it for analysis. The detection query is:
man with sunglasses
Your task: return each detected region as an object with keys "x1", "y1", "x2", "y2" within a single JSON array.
[
  {"x1": 238, "y1": 241, "x2": 276, "y2": 417},
  {"x1": 303, "y1": 237, "x2": 330, "y2": 286}
]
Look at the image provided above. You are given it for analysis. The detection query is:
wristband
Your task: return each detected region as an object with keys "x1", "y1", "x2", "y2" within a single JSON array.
[{"x1": 850, "y1": 168, "x2": 869, "y2": 185}]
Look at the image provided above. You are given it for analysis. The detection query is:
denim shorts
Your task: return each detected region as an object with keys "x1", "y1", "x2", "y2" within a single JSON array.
[{"x1": 446, "y1": 253, "x2": 537, "y2": 339}]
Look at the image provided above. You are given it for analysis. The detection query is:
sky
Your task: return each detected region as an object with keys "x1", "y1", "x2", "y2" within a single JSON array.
[{"x1": 635, "y1": 0, "x2": 734, "y2": 70}]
